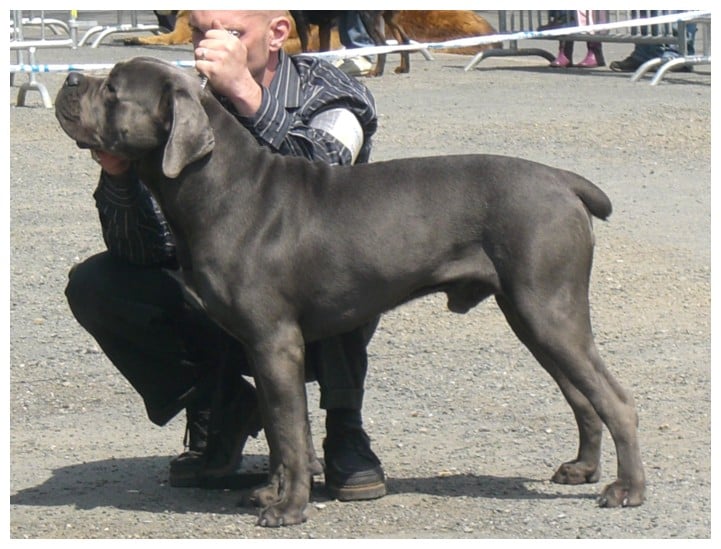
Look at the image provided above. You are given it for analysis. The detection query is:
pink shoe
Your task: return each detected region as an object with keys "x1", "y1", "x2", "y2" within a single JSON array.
[
  {"x1": 550, "y1": 51, "x2": 571, "y2": 68},
  {"x1": 576, "y1": 51, "x2": 603, "y2": 69}
]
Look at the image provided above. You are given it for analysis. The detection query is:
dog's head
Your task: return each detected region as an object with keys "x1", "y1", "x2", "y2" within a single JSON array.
[{"x1": 55, "y1": 56, "x2": 215, "y2": 178}]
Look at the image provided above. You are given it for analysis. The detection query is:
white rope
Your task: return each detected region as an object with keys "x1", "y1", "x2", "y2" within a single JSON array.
[
  {"x1": 9, "y1": 60, "x2": 196, "y2": 74},
  {"x1": 306, "y1": 10, "x2": 710, "y2": 62}
]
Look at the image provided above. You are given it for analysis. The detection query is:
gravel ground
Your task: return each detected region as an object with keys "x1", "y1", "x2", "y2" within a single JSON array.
[{"x1": 9, "y1": 13, "x2": 712, "y2": 540}]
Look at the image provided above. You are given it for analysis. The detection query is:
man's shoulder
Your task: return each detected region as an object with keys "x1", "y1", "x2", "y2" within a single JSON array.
[
  {"x1": 287, "y1": 53, "x2": 377, "y2": 136},
  {"x1": 290, "y1": 53, "x2": 333, "y2": 74},
  {"x1": 291, "y1": 54, "x2": 365, "y2": 89}
]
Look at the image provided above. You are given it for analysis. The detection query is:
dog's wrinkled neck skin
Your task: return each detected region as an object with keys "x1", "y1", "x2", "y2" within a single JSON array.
[{"x1": 135, "y1": 86, "x2": 302, "y2": 276}]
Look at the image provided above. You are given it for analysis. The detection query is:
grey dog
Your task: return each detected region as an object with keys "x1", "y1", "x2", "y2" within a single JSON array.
[{"x1": 55, "y1": 57, "x2": 645, "y2": 527}]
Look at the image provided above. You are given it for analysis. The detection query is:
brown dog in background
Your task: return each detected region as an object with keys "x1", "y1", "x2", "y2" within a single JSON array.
[
  {"x1": 123, "y1": 10, "x2": 191, "y2": 46},
  {"x1": 123, "y1": 10, "x2": 500, "y2": 59},
  {"x1": 288, "y1": 11, "x2": 340, "y2": 53},
  {"x1": 396, "y1": 11, "x2": 501, "y2": 54}
]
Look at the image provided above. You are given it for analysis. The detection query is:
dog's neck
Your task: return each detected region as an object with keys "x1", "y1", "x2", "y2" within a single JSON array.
[{"x1": 135, "y1": 90, "x2": 306, "y2": 271}]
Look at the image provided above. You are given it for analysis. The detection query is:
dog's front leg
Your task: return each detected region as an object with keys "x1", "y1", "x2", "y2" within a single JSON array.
[{"x1": 250, "y1": 321, "x2": 313, "y2": 527}]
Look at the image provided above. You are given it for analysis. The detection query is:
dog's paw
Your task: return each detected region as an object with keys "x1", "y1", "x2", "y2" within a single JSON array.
[
  {"x1": 551, "y1": 460, "x2": 601, "y2": 485},
  {"x1": 257, "y1": 502, "x2": 309, "y2": 528},
  {"x1": 598, "y1": 479, "x2": 645, "y2": 508}
]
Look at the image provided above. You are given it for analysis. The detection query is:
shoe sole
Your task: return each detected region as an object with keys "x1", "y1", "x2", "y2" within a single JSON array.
[
  {"x1": 326, "y1": 479, "x2": 387, "y2": 501},
  {"x1": 610, "y1": 64, "x2": 639, "y2": 72}
]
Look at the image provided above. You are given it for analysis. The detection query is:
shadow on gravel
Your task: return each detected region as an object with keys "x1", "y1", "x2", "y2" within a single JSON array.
[
  {"x1": 10, "y1": 455, "x2": 267, "y2": 516},
  {"x1": 11, "y1": 456, "x2": 595, "y2": 515},
  {"x1": 387, "y1": 474, "x2": 597, "y2": 501}
]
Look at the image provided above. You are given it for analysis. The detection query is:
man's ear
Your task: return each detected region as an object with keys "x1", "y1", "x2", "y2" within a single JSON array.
[
  {"x1": 162, "y1": 87, "x2": 215, "y2": 179},
  {"x1": 268, "y1": 15, "x2": 292, "y2": 52}
]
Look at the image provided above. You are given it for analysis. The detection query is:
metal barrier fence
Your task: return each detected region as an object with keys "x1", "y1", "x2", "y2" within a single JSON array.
[
  {"x1": 10, "y1": 10, "x2": 162, "y2": 107},
  {"x1": 10, "y1": 10, "x2": 74, "y2": 107},
  {"x1": 464, "y1": 10, "x2": 711, "y2": 83},
  {"x1": 9, "y1": 10, "x2": 712, "y2": 108}
]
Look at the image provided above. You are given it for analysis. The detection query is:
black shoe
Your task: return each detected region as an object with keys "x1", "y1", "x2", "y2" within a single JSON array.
[
  {"x1": 169, "y1": 391, "x2": 262, "y2": 488},
  {"x1": 323, "y1": 428, "x2": 386, "y2": 501},
  {"x1": 609, "y1": 56, "x2": 642, "y2": 72},
  {"x1": 169, "y1": 406, "x2": 210, "y2": 487}
]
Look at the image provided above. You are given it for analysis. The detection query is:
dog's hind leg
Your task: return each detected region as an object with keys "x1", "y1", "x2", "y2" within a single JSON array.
[
  {"x1": 497, "y1": 293, "x2": 603, "y2": 484},
  {"x1": 289, "y1": 11, "x2": 312, "y2": 52},
  {"x1": 359, "y1": 11, "x2": 388, "y2": 76},
  {"x1": 546, "y1": 370, "x2": 605, "y2": 486},
  {"x1": 383, "y1": 11, "x2": 411, "y2": 73},
  {"x1": 318, "y1": 23, "x2": 333, "y2": 52},
  {"x1": 494, "y1": 286, "x2": 645, "y2": 508}
]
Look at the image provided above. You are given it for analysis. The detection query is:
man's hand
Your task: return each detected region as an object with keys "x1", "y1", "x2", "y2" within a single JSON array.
[
  {"x1": 92, "y1": 150, "x2": 131, "y2": 176},
  {"x1": 194, "y1": 20, "x2": 263, "y2": 117}
]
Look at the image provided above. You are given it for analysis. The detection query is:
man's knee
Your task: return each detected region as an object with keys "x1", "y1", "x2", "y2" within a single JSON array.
[
  {"x1": 66, "y1": 252, "x2": 185, "y2": 326},
  {"x1": 65, "y1": 253, "x2": 110, "y2": 326}
]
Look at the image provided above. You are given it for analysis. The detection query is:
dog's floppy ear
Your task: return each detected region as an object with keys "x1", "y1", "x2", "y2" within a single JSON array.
[{"x1": 162, "y1": 87, "x2": 215, "y2": 179}]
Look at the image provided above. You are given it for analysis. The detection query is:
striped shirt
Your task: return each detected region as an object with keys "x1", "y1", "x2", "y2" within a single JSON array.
[{"x1": 93, "y1": 51, "x2": 378, "y2": 267}]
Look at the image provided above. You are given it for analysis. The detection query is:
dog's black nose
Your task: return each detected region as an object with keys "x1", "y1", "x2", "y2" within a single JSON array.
[{"x1": 64, "y1": 72, "x2": 83, "y2": 87}]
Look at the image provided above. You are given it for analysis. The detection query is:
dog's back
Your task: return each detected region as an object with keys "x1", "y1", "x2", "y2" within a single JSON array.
[{"x1": 397, "y1": 11, "x2": 502, "y2": 54}]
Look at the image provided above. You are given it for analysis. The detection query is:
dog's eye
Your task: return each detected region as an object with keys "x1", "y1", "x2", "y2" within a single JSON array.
[{"x1": 105, "y1": 82, "x2": 117, "y2": 94}]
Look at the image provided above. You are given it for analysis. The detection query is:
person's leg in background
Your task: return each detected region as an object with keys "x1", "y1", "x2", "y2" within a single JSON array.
[
  {"x1": 335, "y1": 11, "x2": 377, "y2": 76},
  {"x1": 576, "y1": 10, "x2": 607, "y2": 68},
  {"x1": 550, "y1": 11, "x2": 575, "y2": 68}
]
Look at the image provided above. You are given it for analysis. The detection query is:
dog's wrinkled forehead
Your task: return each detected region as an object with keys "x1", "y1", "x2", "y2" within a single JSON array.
[{"x1": 109, "y1": 56, "x2": 198, "y2": 96}]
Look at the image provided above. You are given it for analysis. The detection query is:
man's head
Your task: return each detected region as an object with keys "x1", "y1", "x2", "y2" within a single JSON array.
[{"x1": 189, "y1": 11, "x2": 291, "y2": 84}]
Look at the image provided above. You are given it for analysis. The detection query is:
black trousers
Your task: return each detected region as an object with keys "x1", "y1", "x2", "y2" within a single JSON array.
[{"x1": 65, "y1": 252, "x2": 374, "y2": 426}]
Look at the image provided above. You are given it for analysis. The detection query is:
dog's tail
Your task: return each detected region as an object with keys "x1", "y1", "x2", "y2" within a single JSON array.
[{"x1": 569, "y1": 175, "x2": 613, "y2": 221}]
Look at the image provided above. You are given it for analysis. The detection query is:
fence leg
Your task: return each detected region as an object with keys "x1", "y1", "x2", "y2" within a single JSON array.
[
  {"x1": 464, "y1": 51, "x2": 486, "y2": 72},
  {"x1": 630, "y1": 57, "x2": 664, "y2": 82},
  {"x1": 15, "y1": 48, "x2": 53, "y2": 108}
]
